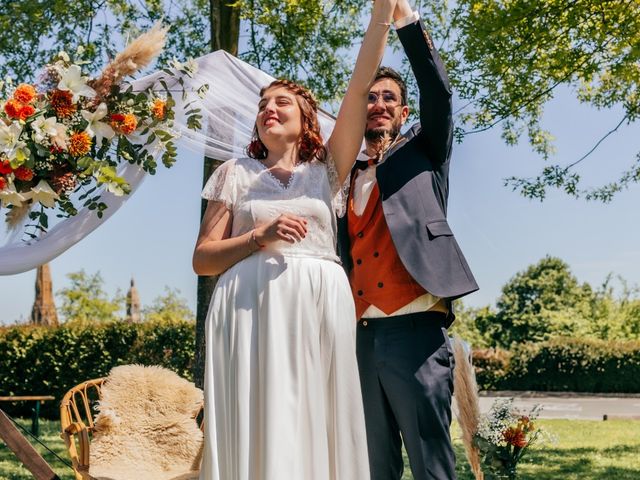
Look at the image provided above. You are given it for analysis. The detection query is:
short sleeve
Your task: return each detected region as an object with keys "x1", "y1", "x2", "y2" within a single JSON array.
[
  {"x1": 325, "y1": 150, "x2": 350, "y2": 218},
  {"x1": 201, "y1": 160, "x2": 236, "y2": 210}
]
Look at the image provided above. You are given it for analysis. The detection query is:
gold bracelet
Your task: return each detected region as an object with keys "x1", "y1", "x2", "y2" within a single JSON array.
[{"x1": 251, "y1": 229, "x2": 265, "y2": 249}]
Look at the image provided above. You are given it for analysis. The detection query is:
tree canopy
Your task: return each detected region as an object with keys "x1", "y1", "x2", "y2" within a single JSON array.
[
  {"x1": 1, "y1": 0, "x2": 637, "y2": 199},
  {"x1": 56, "y1": 270, "x2": 122, "y2": 324},
  {"x1": 463, "y1": 256, "x2": 640, "y2": 348},
  {"x1": 446, "y1": 0, "x2": 639, "y2": 201}
]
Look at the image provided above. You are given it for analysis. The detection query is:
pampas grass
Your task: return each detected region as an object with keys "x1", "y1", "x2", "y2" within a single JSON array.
[
  {"x1": 453, "y1": 337, "x2": 484, "y2": 480},
  {"x1": 92, "y1": 23, "x2": 168, "y2": 100},
  {"x1": 5, "y1": 204, "x2": 31, "y2": 231}
]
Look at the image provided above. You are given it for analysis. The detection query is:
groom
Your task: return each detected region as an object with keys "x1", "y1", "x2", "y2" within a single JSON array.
[{"x1": 337, "y1": 1, "x2": 478, "y2": 479}]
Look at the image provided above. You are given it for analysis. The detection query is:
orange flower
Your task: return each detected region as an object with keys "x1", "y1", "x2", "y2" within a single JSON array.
[
  {"x1": 49, "y1": 89, "x2": 77, "y2": 118},
  {"x1": 151, "y1": 99, "x2": 167, "y2": 120},
  {"x1": 4, "y1": 99, "x2": 23, "y2": 119},
  {"x1": 14, "y1": 165, "x2": 34, "y2": 181},
  {"x1": 503, "y1": 427, "x2": 528, "y2": 448},
  {"x1": 110, "y1": 113, "x2": 138, "y2": 135},
  {"x1": 13, "y1": 84, "x2": 37, "y2": 104},
  {"x1": 0, "y1": 176, "x2": 7, "y2": 190},
  {"x1": 68, "y1": 131, "x2": 92, "y2": 157}
]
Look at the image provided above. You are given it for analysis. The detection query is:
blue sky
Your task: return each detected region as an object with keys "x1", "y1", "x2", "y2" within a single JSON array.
[{"x1": 1, "y1": 36, "x2": 638, "y2": 324}]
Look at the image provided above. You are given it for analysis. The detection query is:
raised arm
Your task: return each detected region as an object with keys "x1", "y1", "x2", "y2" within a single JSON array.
[
  {"x1": 328, "y1": 0, "x2": 397, "y2": 184},
  {"x1": 396, "y1": 0, "x2": 453, "y2": 166}
]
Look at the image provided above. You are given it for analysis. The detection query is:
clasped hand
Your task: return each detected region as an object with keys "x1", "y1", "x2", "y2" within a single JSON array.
[{"x1": 254, "y1": 214, "x2": 308, "y2": 245}]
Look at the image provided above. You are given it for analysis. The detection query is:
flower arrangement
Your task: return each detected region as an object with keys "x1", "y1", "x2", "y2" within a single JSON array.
[
  {"x1": 452, "y1": 340, "x2": 552, "y2": 480},
  {"x1": 474, "y1": 399, "x2": 548, "y2": 479},
  {"x1": 0, "y1": 24, "x2": 205, "y2": 236}
]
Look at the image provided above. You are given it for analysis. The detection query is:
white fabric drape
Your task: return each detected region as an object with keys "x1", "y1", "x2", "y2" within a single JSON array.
[{"x1": 0, "y1": 51, "x2": 336, "y2": 275}]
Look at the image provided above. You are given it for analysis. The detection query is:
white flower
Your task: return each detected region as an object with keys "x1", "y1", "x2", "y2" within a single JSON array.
[
  {"x1": 58, "y1": 65, "x2": 96, "y2": 102},
  {"x1": 57, "y1": 51, "x2": 71, "y2": 63},
  {"x1": 0, "y1": 122, "x2": 23, "y2": 153},
  {"x1": 0, "y1": 182, "x2": 28, "y2": 207},
  {"x1": 22, "y1": 180, "x2": 59, "y2": 208},
  {"x1": 32, "y1": 117, "x2": 69, "y2": 150},
  {"x1": 82, "y1": 103, "x2": 115, "y2": 146},
  {"x1": 0, "y1": 122, "x2": 29, "y2": 161}
]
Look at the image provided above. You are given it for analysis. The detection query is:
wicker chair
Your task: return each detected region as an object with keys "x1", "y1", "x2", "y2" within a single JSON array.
[{"x1": 60, "y1": 377, "x2": 204, "y2": 480}]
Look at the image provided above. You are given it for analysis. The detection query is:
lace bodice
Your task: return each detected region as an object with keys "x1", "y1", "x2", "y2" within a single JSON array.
[{"x1": 202, "y1": 157, "x2": 347, "y2": 262}]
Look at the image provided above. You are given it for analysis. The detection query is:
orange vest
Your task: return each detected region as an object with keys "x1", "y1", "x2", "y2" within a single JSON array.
[{"x1": 348, "y1": 178, "x2": 427, "y2": 319}]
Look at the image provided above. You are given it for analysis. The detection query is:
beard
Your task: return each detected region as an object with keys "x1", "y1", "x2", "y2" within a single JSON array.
[{"x1": 364, "y1": 123, "x2": 401, "y2": 143}]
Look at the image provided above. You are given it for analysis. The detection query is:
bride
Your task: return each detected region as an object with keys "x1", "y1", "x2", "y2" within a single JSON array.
[{"x1": 192, "y1": 1, "x2": 398, "y2": 478}]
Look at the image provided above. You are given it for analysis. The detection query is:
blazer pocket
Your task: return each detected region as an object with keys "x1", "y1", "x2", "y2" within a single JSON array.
[{"x1": 426, "y1": 219, "x2": 453, "y2": 238}]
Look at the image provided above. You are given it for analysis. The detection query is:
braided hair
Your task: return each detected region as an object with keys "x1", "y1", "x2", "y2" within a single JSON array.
[{"x1": 247, "y1": 79, "x2": 326, "y2": 163}]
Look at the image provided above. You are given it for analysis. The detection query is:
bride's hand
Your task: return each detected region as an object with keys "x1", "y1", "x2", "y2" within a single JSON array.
[
  {"x1": 372, "y1": 0, "x2": 398, "y2": 22},
  {"x1": 254, "y1": 214, "x2": 308, "y2": 245}
]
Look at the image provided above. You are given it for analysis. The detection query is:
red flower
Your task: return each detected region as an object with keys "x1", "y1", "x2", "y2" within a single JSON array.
[
  {"x1": 4, "y1": 99, "x2": 22, "y2": 119},
  {"x1": 4, "y1": 99, "x2": 36, "y2": 120},
  {"x1": 0, "y1": 160, "x2": 12, "y2": 175},
  {"x1": 14, "y1": 165, "x2": 34, "y2": 181},
  {"x1": 503, "y1": 427, "x2": 528, "y2": 448},
  {"x1": 0, "y1": 176, "x2": 6, "y2": 190},
  {"x1": 19, "y1": 104, "x2": 36, "y2": 120}
]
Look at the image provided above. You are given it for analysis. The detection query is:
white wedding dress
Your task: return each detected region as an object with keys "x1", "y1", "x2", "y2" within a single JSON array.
[{"x1": 199, "y1": 157, "x2": 370, "y2": 480}]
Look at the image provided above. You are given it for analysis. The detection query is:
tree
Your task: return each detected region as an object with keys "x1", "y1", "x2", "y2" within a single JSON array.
[
  {"x1": 449, "y1": 301, "x2": 493, "y2": 349},
  {"x1": 0, "y1": 0, "x2": 366, "y2": 104},
  {"x1": 3, "y1": 1, "x2": 637, "y2": 200},
  {"x1": 143, "y1": 287, "x2": 195, "y2": 323},
  {"x1": 586, "y1": 275, "x2": 640, "y2": 340},
  {"x1": 439, "y1": 0, "x2": 640, "y2": 201},
  {"x1": 57, "y1": 270, "x2": 122, "y2": 324},
  {"x1": 483, "y1": 256, "x2": 595, "y2": 347}
]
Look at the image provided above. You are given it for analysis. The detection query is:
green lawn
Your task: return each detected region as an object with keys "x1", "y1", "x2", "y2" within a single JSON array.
[{"x1": 1, "y1": 418, "x2": 639, "y2": 479}]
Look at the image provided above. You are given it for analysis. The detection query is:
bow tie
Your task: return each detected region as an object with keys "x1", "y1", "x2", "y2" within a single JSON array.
[{"x1": 355, "y1": 157, "x2": 378, "y2": 171}]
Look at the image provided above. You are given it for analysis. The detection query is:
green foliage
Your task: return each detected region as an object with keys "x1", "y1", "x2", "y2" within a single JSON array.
[
  {"x1": 2, "y1": 0, "x2": 637, "y2": 199},
  {"x1": 490, "y1": 256, "x2": 594, "y2": 347},
  {"x1": 444, "y1": 0, "x2": 640, "y2": 200},
  {"x1": 472, "y1": 347, "x2": 512, "y2": 391},
  {"x1": 0, "y1": 0, "x2": 209, "y2": 81},
  {"x1": 56, "y1": 270, "x2": 122, "y2": 324},
  {"x1": 237, "y1": 0, "x2": 366, "y2": 105},
  {"x1": 472, "y1": 338, "x2": 640, "y2": 392},
  {"x1": 477, "y1": 257, "x2": 592, "y2": 347},
  {"x1": 470, "y1": 257, "x2": 640, "y2": 348},
  {"x1": 0, "y1": 0, "x2": 367, "y2": 105},
  {"x1": 450, "y1": 301, "x2": 494, "y2": 349},
  {"x1": 496, "y1": 337, "x2": 640, "y2": 393},
  {"x1": 143, "y1": 287, "x2": 195, "y2": 323},
  {"x1": 0, "y1": 320, "x2": 195, "y2": 419}
]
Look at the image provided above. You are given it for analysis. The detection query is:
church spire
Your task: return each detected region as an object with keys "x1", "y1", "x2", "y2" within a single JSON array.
[
  {"x1": 126, "y1": 278, "x2": 141, "y2": 323},
  {"x1": 30, "y1": 263, "x2": 59, "y2": 326}
]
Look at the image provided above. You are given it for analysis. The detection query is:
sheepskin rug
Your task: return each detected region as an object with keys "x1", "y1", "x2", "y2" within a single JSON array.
[{"x1": 89, "y1": 364, "x2": 203, "y2": 480}]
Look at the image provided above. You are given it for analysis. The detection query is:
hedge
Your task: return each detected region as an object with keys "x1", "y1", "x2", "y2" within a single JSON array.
[
  {"x1": 0, "y1": 320, "x2": 195, "y2": 419},
  {"x1": 473, "y1": 337, "x2": 640, "y2": 393},
  {"x1": 3, "y1": 324, "x2": 639, "y2": 421}
]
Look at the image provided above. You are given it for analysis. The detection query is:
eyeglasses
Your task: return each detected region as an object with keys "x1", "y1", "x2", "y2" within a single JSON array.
[{"x1": 367, "y1": 92, "x2": 401, "y2": 106}]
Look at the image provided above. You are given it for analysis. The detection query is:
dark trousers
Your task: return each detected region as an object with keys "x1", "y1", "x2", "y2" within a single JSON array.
[{"x1": 356, "y1": 311, "x2": 457, "y2": 480}]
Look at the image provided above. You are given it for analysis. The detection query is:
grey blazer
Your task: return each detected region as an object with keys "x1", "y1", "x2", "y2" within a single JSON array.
[{"x1": 337, "y1": 18, "x2": 478, "y2": 304}]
